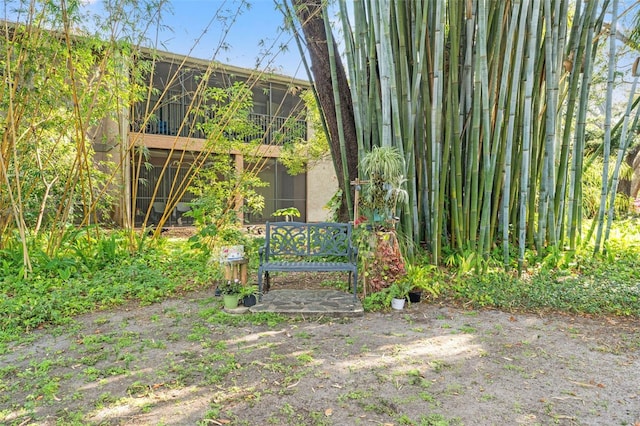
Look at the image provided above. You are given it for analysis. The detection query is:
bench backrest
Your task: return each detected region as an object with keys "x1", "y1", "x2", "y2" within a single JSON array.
[{"x1": 263, "y1": 222, "x2": 354, "y2": 260}]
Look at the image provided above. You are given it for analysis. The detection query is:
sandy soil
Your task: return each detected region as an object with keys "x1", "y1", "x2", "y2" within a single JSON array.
[{"x1": 1, "y1": 288, "x2": 639, "y2": 426}]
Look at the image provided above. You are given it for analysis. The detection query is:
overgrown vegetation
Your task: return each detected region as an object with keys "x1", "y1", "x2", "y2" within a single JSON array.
[
  {"x1": 2, "y1": 217, "x2": 638, "y2": 347},
  {"x1": 0, "y1": 231, "x2": 218, "y2": 344},
  {"x1": 363, "y1": 217, "x2": 640, "y2": 316}
]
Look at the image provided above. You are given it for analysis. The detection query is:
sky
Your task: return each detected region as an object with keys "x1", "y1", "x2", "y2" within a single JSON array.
[
  {"x1": 144, "y1": 0, "x2": 307, "y2": 78},
  {"x1": 6, "y1": 0, "x2": 639, "y2": 83},
  {"x1": 115, "y1": 0, "x2": 639, "y2": 82}
]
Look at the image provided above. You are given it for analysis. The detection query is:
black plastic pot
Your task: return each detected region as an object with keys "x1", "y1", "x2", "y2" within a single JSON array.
[
  {"x1": 242, "y1": 294, "x2": 257, "y2": 307},
  {"x1": 408, "y1": 291, "x2": 422, "y2": 304}
]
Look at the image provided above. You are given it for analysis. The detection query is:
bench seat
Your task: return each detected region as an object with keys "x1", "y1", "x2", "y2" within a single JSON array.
[{"x1": 260, "y1": 261, "x2": 357, "y2": 272}]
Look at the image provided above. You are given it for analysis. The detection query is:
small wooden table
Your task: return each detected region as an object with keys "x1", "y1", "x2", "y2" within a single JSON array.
[{"x1": 222, "y1": 258, "x2": 248, "y2": 285}]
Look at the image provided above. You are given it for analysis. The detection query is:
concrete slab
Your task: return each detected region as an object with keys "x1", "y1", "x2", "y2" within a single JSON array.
[{"x1": 249, "y1": 289, "x2": 364, "y2": 317}]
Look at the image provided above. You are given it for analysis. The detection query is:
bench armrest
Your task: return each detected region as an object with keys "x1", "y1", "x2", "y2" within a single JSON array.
[{"x1": 258, "y1": 245, "x2": 265, "y2": 264}]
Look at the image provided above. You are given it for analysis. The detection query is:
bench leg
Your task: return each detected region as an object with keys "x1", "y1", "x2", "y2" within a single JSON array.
[
  {"x1": 257, "y1": 270, "x2": 272, "y2": 301},
  {"x1": 352, "y1": 270, "x2": 358, "y2": 302}
]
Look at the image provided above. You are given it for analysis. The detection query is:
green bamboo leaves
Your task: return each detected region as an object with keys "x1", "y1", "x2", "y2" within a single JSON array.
[{"x1": 316, "y1": 0, "x2": 624, "y2": 269}]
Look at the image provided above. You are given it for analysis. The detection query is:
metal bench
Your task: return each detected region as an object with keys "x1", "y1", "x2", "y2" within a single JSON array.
[{"x1": 257, "y1": 222, "x2": 359, "y2": 301}]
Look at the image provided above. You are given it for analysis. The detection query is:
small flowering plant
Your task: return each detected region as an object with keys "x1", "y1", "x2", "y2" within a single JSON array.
[{"x1": 218, "y1": 279, "x2": 242, "y2": 295}]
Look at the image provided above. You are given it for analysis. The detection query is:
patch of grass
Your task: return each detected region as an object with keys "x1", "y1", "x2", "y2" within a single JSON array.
[
  {"x1": 95, "y1": 391, "x2": 118, "y2": 408},
  {"x1": 444, "y1": 383, "x2": 464, "y2": 396},
  {"x1": 294, "y1": 331, "x2": 312, "y2": 339},
  {"x1": 319, "y1": 278, "x2": 351, "y2": 292},
  {"x1": 140, "y1": 338, "x2": 167, "y2": 350},
  {"x1": 458, "y1": 324, "x2": 477, "y2": 334},
  {"x1": 296, "y1": 353, "x2": 315, "y2": 364},
  {"x1": 429, "y1": 360, "x2": 451, "y2": 373},
  {"x1": 79, "y1": 352, "x2": 108, "y2": 366},
  {"x1": 419, "y1": 391, "x2": 438, "y2": 404},
  {"x1": 480, "y1": 393, "x2": 497, "y2": 402},
  {"x1": 406, "y1": 369, "x2": 431, "y2": 388},
  {"x1": 417, "y1": 413, "x2": 462, "y2": 426},
  {"x1": 504, "y1": 363, "x2": 525, "y2": 373},
  {"x1": 201, "y1": 310, "x2": 286, "y2": 328},
  {"x1": 309, "y1": 410, "x2": 332, "y2": 426},
  {"x1": 188, "y1": 324, "x2": 211, "y2": 342},
  {"x1": 338, "y1": 390, "x2": 372, "y2": 402},
  {"x1": 16, "y1": 359, "x2": 62, "y2": 402},
  {"x1": 53, "y1": 408, "x2": 86, "y2": 424}
]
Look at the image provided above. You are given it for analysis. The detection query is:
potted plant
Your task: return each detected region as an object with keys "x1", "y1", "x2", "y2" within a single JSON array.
[
  {"x1": 218, "y1": 279, "x2": 242, "y2": 309},
  {"x1": 388, "y1": 278, "x2": 412, "y2": 310},
  {"x1": 405, "y1": 263, "x2": 442, "y2": 304},
  {"x1": 238, "y1": 284, "x2": 259, "y2": 307},
  {"x1": 405, "y1": 264, "x2": 423, "y2": 303},
  {"x1": 359, "y1": 146, "x2": 408, "y2": 229}
]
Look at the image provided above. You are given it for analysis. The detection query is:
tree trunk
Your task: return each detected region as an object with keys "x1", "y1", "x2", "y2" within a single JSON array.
[{"x1": 292, "y1": 0, "x2": 359, "y2": 222}]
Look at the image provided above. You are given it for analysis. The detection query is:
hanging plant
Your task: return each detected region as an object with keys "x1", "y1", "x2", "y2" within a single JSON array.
[{"x1": 359, "y1": 146, "x2": 408, "y2": 228}]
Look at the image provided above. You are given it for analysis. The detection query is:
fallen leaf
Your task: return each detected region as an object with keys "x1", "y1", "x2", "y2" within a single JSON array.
[
  {"x1": 570, "y1": 380, "x2": 597, "y2": 388},
  {"x1": 325, "y1": 408, "x2": 333, "y2": 417}
]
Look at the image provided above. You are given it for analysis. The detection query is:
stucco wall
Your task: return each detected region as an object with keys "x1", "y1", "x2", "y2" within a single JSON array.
[{"x1": 306, "y1": 157, "x2": 339, "y2": 222}]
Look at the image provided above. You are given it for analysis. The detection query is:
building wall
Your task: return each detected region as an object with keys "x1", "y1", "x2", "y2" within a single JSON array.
[{"x1": 306, "y1": 157, "x2": 339, "y2": 222}]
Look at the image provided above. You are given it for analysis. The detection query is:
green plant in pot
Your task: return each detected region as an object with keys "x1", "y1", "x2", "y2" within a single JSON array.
[
  {"x1": 218, "y1": 279, "x2": 242, "y2": 309},
  {"x1": 238, "y1": 284, "x2": 259, "y2": 307},
  {"x1": 405, "y1": 263, "x2": 442, "y2": 304},
  {"x1": 388, "y1": 278, "x2": 412, "y2": 310}
]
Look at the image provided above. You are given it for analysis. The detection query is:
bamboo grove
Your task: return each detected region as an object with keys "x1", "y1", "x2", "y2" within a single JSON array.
[{"x1": 291, "y1": 0, "x2": 637, "y2": 270}]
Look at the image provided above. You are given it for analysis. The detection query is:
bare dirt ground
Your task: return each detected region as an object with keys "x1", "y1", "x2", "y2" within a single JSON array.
[{"x1": 1, "y1": 282, "x2": 640, "y2": 426}]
